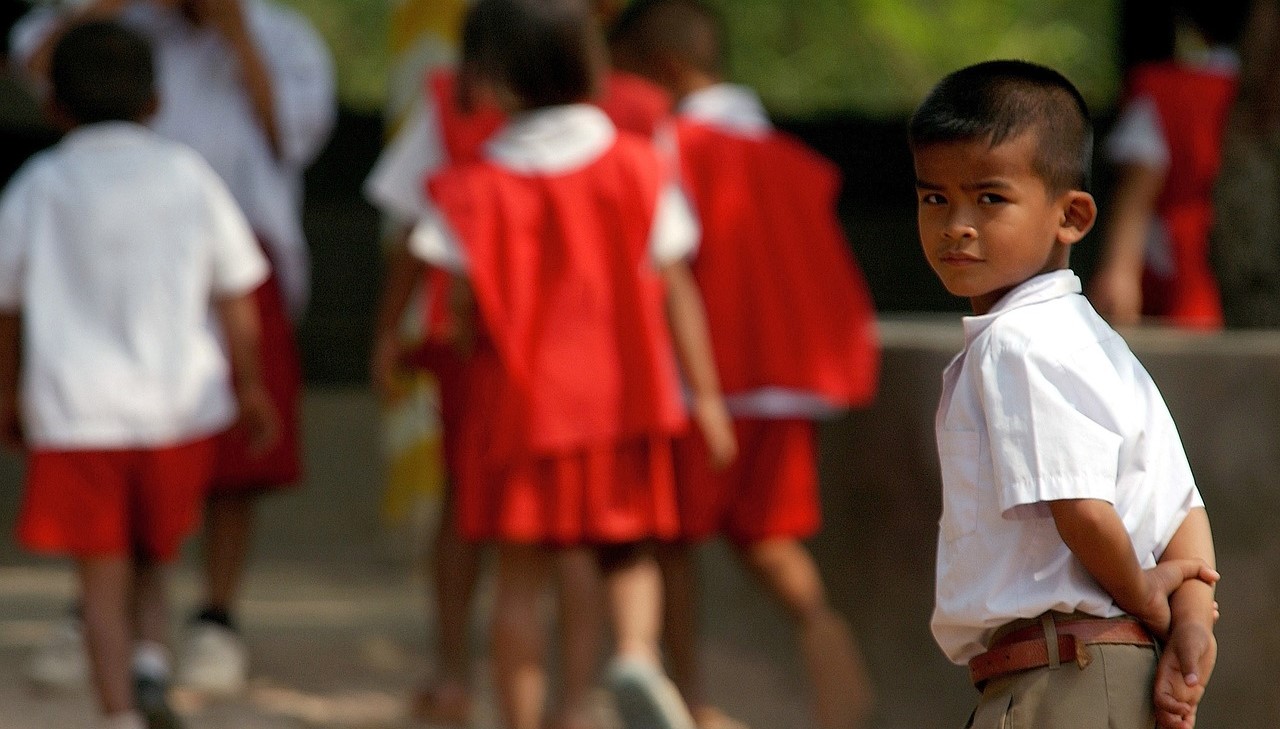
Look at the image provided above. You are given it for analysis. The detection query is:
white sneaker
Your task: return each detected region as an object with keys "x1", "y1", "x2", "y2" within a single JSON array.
[
  {"x1": 26, "y1": 616, "x2": 88, "y2": 690},
  {"x1": 175, "y1": 622, "x2": 248, "y2": 696},
  {"x1": 605, "y1": 656, "x2": 696, "y2": 729}
]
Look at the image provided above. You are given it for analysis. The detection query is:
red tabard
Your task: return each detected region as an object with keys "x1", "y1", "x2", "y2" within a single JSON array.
[
  {"x1": 675, "y1": 120, "x2": 879, "y2": 405},
  {"x1": 599, "y1": 70, "x2": 673, "y2": 138},
  {"x1": 428, "y1": 68, "x2": 506, "y2": 164},
  {"x1": 426, "y1": 135, "x2": 687, "y2": 463},
  {"x1": 1127, "y1": 62, "x2": 1237, "y2": 329}
]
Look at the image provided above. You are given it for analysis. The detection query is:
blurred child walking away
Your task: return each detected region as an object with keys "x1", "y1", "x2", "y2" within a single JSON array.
[
  {"x1": 1089, "y1": 0, "x2": 1249, "y2": 329},
  {"x1": 10, "y1": 0, "x2": 335, "y2": 697},
  {"x1": 910, "y1": 60, "x2": 1218, "y2": 729},
  {"x1": 380, "y1": 1, "x2": 736, "y2": 728},
  {"x1": 609, "y1": 3, "x2": 879, "y2": 728},
  {"x1": 367, "y1": 4, "x2": 673, "y2": 724},
  {"x1": 0, "y1": 21, "x2": 276, "y2": 729}
]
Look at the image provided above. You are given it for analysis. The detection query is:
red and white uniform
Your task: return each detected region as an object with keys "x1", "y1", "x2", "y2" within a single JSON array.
[
  {"x1": 408, "y1": 103, "x2": 697, "y2": 545},
  {"x1": 670, "y1": 84, "x2": 880, "y2": 543},
  {"x1": 1105, "y1": 49, "x2": 1238, "y2": 329},
  {"x1": 0, "y1": 122, "x2": 269, "y2": 559},
  {"x1": 13, "y1": 0, "x2": 337, "y2": 491}
]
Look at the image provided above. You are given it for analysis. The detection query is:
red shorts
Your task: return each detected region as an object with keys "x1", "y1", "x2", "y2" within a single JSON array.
[
  {"x1": 672, "y1": 418, "x2": 820, "y2": 544},
  {"x1": 17, "y1": 437, "x2": 217, "y2": 561},
  {"x1": 210, "y1": 268, "x2": 302, "y2": 493}
]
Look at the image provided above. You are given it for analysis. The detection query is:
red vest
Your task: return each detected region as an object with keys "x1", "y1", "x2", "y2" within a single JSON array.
[
  {"x1": 676, "y1": 120, "x2": 879, "y2": 406},
  {"x1": 1127, "y1": 62, "x2": 1237, "y2": 329},
  {"x1": 427, "y1": 135, "x2": 687, "y2": 460}
]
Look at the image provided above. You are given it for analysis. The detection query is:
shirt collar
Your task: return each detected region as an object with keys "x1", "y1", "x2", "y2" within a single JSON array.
[
  {"x1": 960, "y1": 270, "x2": 1082, "y2": 343},
  {"x1": 485, "y1": 103, "x2": 616, "y2": 174},
  {"x1": 61, "y1": 121, "x2": 153, "y2": 147},
  {"x1": 677, "y1": 83, "x2": 773, "y2": 137}
]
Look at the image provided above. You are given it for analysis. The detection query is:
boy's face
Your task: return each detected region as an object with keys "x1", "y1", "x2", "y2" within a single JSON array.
[{"x1": 913, "y1": 131, "x2": 1095, "y2": 314}]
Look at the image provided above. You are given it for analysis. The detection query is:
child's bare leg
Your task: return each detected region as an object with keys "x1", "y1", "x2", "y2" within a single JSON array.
[
  {"x1": 202, "y1": 491, "x2": 255, "y2": 613},
  {"x1": 493, "y1": 543, "x2": 554, "y2": 729},
  {"x1": 132, "y1": 558, "x2": 170, "y2": 650},
  {"x1": 551, "y1": 547, "x2": 605, "y2": 729},
  {"x1": 742, "y1": 538, "x2": 872, "y2": 729},
  {"x1": 78, "y1": 556, "x2": 135, "y2": 716},
  {"x1": 413, "y1": 490, "x2": 481, "y2": 723},
  {"x1": 599, "y1": 543, "x2": 663, "y2": 663},
  {"x1": 656, "y1": 542, "x2": 703, "y2": 703}
]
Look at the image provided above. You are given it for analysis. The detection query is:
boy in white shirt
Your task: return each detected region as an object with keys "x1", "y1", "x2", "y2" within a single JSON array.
[
  {"x1": 0, "y1": 21, "x2": 273, "y2": 729},
  {"x1": 909, "y1": 60, "x2": 1218, "y2": 729}
]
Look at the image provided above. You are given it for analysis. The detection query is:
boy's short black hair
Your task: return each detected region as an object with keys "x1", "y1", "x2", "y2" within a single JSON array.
[
  {"x1": 460, "y1": 0, "x2": 603, "y2": 111},
  {"x1": 608, "y1": 0, "x2": 723, "y2": 76},
  {"x1": 50, "y1": 20, "x2": 156, "y2": 125},
  {"x1": 909, "y1": 60, "x2": 1093, "y2": 193}
]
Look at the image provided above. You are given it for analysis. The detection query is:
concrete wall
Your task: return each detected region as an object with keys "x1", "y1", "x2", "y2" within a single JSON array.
[{"x1": 801, "y1": 318, "x2": 1280, "y2": 727}]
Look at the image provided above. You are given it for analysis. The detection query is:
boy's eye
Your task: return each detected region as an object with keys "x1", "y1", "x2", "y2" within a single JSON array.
[
  {"x1": 978, "y1": 193, "x2": 1007, "y2": 204},
  {"x1": 919, "y1": 193, "x2": 945, "y2": 205}
]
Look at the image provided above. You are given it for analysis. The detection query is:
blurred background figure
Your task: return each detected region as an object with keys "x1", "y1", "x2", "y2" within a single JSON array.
[
  {"x1": 9, "y1": 0, "x2": 335, "y2": 701},
  {"x1": 1210, "y1": 0, "x2": 1280, "y2": 327},
  {"x1": 1089, "y1": 0, "x2": 1250, "y2": 329},
  {"x1": 610, "y1": 2, "x2": 879, "y2": 729}
]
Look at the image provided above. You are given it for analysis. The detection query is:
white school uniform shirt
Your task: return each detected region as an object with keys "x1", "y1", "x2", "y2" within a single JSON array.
[
  {"x1": 409, "y1": 103, "x2": 698, "y2": 271},
  {"x1": 930, "y1": 270, "x2": 1203, "y2": 664},
  {"x1": 363, "y1": 94, "x2": 449, "y2": 226},
  {"x1": 673, "y1": 83, "x2": 842, "y2": 418},
  {"x1": 11, "y1": 0, "x2": 336, "y2": 319},
  {"x1": 0, "y1": 122, "x2": 269, "y2": 449}
]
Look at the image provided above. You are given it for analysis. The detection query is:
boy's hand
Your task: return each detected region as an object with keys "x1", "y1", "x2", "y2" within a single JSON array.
[
  {"x1": 235, "y1": 382, "x2": 279, "y2": 456},
  {"x1": 692, "y1": 394, "x2": 736, "y2": 470},
  {"x1": 1134, "y1": 559, "x2": 1219, "y2": 639},
  {"x1": 1154, "y1": 620, "x2": 1217, "y2": 729}
]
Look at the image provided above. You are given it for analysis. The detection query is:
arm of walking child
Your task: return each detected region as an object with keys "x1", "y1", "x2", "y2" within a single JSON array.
[
  {"x1": 370, "y1": 238, "x2": 426, "y2": 402},
  {"x1": 1088, "y1": 162, "x2": 1164, "y2": 327},
  {"x1": 215, "y1": 292, "x2": 278, "y2": 455},
  {"x1": 660, "y1": 261, "x2": 736, "y2": 469},
  {"x1": 1153, "y1": 507, "x2": 1218, "y2": 729},
  {"x1": 0, "y1": 312, "x2": 22, "y2": 451},
  {"x1": 1048, "y1": 498, "x2": 1218, "y2": 639}
]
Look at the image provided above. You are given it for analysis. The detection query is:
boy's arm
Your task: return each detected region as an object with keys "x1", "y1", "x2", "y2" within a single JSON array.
[
  {"x1": 201, "y1": 0, "x2": 284, "y2": 159},
  {"x1": 370, "y1": 236, "x2": 427, "y2": 402},
  {"x1": 661, "y1": 261, "x2": 735, "y2": 469},
  {"x1": 0, "y1": 312, "x2": 21, "y2": 450},
  {"x1": 1153, "y1": 507, "x2": 1217, "y2": 729},
  {"x1": 1088, "y1": 162, "x2": 1164, "y2": 327},
  {"x1": 215, "y1": 291, "x2": 277, "y2": 454},
  {"x1": 1048, "y1": 498, "x2": 1217, "y2": 637}
]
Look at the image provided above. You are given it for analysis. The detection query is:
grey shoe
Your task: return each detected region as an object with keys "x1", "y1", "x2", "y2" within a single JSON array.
[
  {"x1": 134, "y1": 675, "x2": 184, "y2": 729},
  {"x1": 605, "y1": 656, "x2": 696, "y2": 729}
]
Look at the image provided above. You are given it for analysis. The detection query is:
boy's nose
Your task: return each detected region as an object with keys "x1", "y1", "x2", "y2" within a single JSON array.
[{"x1": 943, "y1": 214, "x2": 977, "y2": 240}]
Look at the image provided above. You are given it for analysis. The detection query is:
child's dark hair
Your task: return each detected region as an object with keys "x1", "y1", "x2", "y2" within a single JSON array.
[
  {"x1": 50, "y1": 20, "x2": 156, "y2": 125},
  {"x1": 459, "y1": 0, "x2": 603, "y2": 111},
  {"x1": 608, "y1": 0, "x2": 724, "y2": 77},
  {"x1": 1177, "y1": 0, "x2": 1249, "y2": 47},
  {"x1": 909, "y1": 60, "x2": 1093, "y2": 193}
]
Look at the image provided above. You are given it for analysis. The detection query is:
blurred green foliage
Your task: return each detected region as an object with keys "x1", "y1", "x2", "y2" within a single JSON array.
[{"x1": 286, "y1": 0, "x2": 1119, "y2": 118}]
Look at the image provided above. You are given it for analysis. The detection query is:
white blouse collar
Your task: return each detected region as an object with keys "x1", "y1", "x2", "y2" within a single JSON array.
[
  {"x1": 485, "y1": 103, "x2": 616, "y2": 174},
  {"x1": 678, "y1": 83, "x2": 773, "y2": 137},
  {"x1": 962, "y1": 270, "x2": 1082, "y2": 342}
]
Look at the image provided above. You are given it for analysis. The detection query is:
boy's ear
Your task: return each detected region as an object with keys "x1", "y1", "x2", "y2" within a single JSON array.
[{"x1": 1057, "y1": 191, "x2": 1097, "y2": 246}]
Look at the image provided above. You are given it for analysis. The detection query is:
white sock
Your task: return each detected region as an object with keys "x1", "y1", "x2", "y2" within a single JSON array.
[{"x1": 132, "y1": 640, "x2": 171, "y2": 681}]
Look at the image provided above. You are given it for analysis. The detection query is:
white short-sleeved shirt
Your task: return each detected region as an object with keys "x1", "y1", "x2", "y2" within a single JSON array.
[
  {"x1": 930, "y1": 270, "x2": 1203, "y2": 664},
  {"x1": 0, "y1": 122, "x2": 269, "y2": 449},
  {"x1": 11, "y1": 0, "x2": 336, "y2": 318},
  {"x1": 363, "y1": 96, "x2": 448, "y2": 226},
  {"x1": 409, "y1": 104, "x2": 698, "y2": 272}
]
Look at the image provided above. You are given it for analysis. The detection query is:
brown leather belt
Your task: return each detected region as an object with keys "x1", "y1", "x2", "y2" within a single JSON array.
[{"x1": 968, "y1": 614, "x2": 1155, "y2": 688}]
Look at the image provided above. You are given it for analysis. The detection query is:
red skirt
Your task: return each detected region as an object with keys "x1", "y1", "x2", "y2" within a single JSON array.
[
  {"x1": 210, "y1": 268, "x2": 303, "y2": 493},
  {"x1": 672, "y1": 418, "x2": 820, "y2": 544}
]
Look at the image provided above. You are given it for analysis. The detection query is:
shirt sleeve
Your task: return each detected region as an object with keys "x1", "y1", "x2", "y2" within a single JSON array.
[
  {"x1": 1105, "y1": 95, "x2": 1170, "y2": 169},
  {"x1": 979, "y1": 339, "x2": 1124, "y2": 518},
  {"x1": 254, "y1": 3, "x2": 337, "y2": 169},
  {"x1": 649, "y1": 182, "x2": 700, "y2": 265},
  {"x1": 408, "y1": 200, "x2": 468, "y2": 273},
  {"x1": 363, "y1": 98, "x2": 448, "y2": 226},
  {"x1": 199, "y1": 161, "x2": 270, "y2": 296}
]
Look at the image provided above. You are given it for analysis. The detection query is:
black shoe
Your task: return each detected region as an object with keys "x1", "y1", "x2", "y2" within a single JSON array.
[{"x1": 134, "y1": 675, "x2": 184, "y2": 729}]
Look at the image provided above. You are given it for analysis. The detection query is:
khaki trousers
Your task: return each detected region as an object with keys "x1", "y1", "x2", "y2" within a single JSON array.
[{"x1": 964, "y1": 643, "x2": 1157, "y2": 729}]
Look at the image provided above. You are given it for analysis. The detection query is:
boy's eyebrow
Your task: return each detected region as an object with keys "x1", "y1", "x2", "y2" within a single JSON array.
[{"x1": 913, "y1": 178, "x2": 1014, "y2": 190}]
